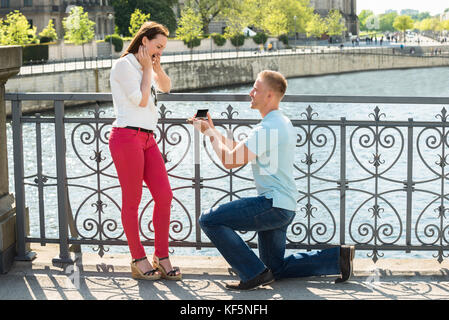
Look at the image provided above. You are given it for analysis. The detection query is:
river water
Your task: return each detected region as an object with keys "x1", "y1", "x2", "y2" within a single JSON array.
[{"x1": 6, "y1": 66, "x2": 449, "y2": 261}]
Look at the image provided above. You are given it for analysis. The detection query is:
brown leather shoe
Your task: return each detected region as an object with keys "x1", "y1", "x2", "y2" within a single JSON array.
[{"x1": 335, "y1": 245, "x2": 355, "y2": 284}]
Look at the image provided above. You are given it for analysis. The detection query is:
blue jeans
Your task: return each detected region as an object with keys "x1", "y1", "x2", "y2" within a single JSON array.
[{"x1": 199, "y1": 196, "x2": 341, "y2": 282}]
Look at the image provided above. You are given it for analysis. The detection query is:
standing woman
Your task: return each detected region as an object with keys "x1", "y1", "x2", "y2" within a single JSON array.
[{"x1": 108, "y1": 21, "x2": 181, "y2": 281}]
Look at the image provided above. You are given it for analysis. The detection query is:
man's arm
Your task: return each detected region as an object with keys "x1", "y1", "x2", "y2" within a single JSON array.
[
  {"x1": 191, "y1": 113, "x2": 256, "y2": 169},
  {"x1": 208, "y1": 129, "x2": 256, "y2": 170}
]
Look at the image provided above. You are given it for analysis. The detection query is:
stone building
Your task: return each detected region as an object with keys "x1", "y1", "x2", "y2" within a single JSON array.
[{"x1": 0, "y1": 0, "x2": 115, "y2": 40}]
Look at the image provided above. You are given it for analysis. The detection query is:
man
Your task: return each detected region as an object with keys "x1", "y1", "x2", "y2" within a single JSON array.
[{"x1": 190, "y1": 70, "x2": 354, "y2": 291}]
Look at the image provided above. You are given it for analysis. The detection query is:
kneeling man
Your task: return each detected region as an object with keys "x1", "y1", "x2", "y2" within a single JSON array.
[{"x1": 190, "y1": 70, "x2": 354, "y2": 290}]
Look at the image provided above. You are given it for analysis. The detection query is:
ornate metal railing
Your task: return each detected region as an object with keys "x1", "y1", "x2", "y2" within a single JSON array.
[{"x1": 5, "y1": 93, "x2": 449, "y2": 265}]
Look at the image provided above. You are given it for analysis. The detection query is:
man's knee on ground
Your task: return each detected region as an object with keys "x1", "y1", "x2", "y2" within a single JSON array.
[{"x1": 198, "y1": 207, "x2": 216, "y2": 229}]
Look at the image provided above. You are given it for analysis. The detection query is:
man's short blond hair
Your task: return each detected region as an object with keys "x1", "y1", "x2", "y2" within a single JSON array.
[{"x1": 258, "y1": 70, "x2": 287, "y2": 97}]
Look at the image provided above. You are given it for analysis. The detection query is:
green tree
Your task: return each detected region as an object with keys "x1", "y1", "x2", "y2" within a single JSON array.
[
  {"x1": 261, "y1": 7, "x2": 289, "y2": 36},
  {"x1": 324, "y1": 9, "x2": 347, "y2": 38},
  {"x1": 0, "y1": 10, "x2": 37, "y2": 45},
  {"x1": 416, "y1": 12, "x2": 431, "y2": 21},
  {"x1": 129, "y1": 9, "x2": 151, "y2": 36},
  {"x1": 442, "y1": 20, "x2": 449, "y2": 32},
  {"x1": 111, "y1": 0, "x2": 178, "y2": 37},
  {"x1": 62, "y1": 6, "x2": 95, "y2": 65},
  {"x1": 393, "y1": 15, "x2": 414, "y2": 42},
  {"x1": 268, "y1": 0, "x2": 314, "y2": 35},
  {"x1": 379, "y1": 12, "x2": 398, "y2": 32},
  {"x1": 184, "y1": 0, "x2": 239, "y2": 34},
  {"x1": 306, "y1": 13, "x2": 326, "y2": 38},
  {"x1": 358, "y1": 9, "x2": 374, "y2": 31},
  {"x1": 221, "y1": 0, "x2": 257, "y2": 37},
  {"x1": 418, "y1": 17, "x2": 443, "y2": 37},
  {"x1": 221, "y1": 0, "x2": 313, "y2": 38},
  {"x1": 39, "y1": 19, "x2": 58, "y2": 42},
  {"x1": 176, "y1": 7, "x2": 203, "y2": 56}
]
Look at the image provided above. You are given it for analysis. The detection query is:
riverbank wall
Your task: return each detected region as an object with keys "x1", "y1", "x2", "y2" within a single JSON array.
[{"x1": 5, "y1": 51, "x2": 449, "y2": 115}]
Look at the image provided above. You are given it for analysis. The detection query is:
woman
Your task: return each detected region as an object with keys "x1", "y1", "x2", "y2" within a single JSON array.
[{"x1": 108, "y1": 21, "x2": 181, "y2": 281}]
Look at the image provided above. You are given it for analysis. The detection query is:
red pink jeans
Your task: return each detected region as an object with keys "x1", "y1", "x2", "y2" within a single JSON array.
[{"x1": 108, "y1": 127, "x2": 173, "y2": 259}]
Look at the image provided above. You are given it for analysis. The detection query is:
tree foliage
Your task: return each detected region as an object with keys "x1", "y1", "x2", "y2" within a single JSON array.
[
  {"x1": 62, "y1": 6, "x2": 95, "y2": 45},
  {"x1": 184, "y1": 0, "x2": 239, "y2": 34},
  {"x1": 379, "y1": 12, "x2": 398, "y2": 32},
  {"x1": 252, "y1": 32, "x2": 268, "y2": 45},
  {"x1": 416, "y1": 18, "x2": 442, "y2": 32},
  {"x1": 39, "y1": 19, "x2": 58, "y2": 42},
  {"x1": 111, "y1": 0, "x2": 178, "y2": 37},
  {"x1": 176, "y1": 7, "x2": 203, "y2": 49},
  {"x1": 211, "y1": 33, "x2": 226, "y2": 46},
  {"x1": 393, "y1": 15, "x2": 415, "y2": 33},
  {"x1": 306, "y1": 13, "x2": 326, "y2": 38},
  {"x1": 129, "y1": 9, "x2": 151, "y2": 36},
  {"x1": 393, "y1": 15, "x2": 414, "y2": 42},
  {"x1": 230, "y1": 33, "x2": 245, "y2": 47},
  {"x1": 358, "y1": 9, "x2": 374, "y2": 31},
  {"x1": 325, "y1": 9, "x2": 347, "y2": 36},
  {"x1": 221, "y1": 0, "x2": 314, "y2": 37},
  {"x1": 62, "y1": 6, "x2": 95, "y2": 63},
  {"x1": 0, "y1": 10, "x2": 37, "y2": 45}
]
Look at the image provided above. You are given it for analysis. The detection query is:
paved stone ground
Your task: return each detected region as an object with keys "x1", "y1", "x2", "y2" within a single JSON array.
[{"x1": 1, "y1": 244, "x2": 449, "y2": 300}]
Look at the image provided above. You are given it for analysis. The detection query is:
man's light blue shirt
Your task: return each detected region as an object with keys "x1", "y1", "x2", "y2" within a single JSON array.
[{"x1": 243, "y1": 109, "x2": 297, "y2": 211}]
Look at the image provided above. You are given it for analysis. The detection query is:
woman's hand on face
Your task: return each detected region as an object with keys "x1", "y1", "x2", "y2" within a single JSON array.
[
  {"x1": 137, "y1": 45, "x2": 152, "y2": 70},
  {"x1": 152, "y1": 54, "x2": 162, "y2": 73}
]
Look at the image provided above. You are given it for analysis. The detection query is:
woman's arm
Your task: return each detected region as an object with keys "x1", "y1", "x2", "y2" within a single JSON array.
[
  {"x1": 152, "y1": 55, "x2": 171, "y2": 93},
  {"x1": 139, "y1": 67, "x2": 152, "y2": 107},
  {"x1": 136, "y1": 45, "x2": 153, "y2": 107}
]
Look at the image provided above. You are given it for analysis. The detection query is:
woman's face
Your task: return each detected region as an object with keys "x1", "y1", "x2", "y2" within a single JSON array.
[{"x1": 142, "y1": 33, "x2": 167, "y2": 58}]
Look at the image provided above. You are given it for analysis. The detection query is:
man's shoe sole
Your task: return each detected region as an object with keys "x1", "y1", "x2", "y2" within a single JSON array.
[{"x1": 226, "y1": 279, "x2": 275, "y2": 291}]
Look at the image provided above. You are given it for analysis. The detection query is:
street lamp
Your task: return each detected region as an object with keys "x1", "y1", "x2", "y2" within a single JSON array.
[
  {"x1": 294, "y1": 15, "x2": 297, "y2": 51},
  {"x1": 209, "y1": 14, "x2": 213, "y2": 58},
  {"x1": 107, "y1": 13, "x2": 114, "y2": 64}
]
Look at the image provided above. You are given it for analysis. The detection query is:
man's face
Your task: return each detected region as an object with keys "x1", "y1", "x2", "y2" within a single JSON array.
[{"x1": 249, "y1": 78, "x2": 269, "y2": 110}]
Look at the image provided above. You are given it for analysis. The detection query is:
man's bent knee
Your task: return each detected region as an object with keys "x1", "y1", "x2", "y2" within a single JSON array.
[{"x1": 199, "y1": 206, "x2": 217, "y2": 229}]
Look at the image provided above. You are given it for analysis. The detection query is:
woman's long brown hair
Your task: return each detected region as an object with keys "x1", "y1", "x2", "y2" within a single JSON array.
[{"x1": 121, "y1": 21, "x2": 169, "y2": 58}]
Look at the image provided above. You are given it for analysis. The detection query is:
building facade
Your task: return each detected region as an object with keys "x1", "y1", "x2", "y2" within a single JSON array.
[{"x1": 0, "y1": 0, "x2": 114, "y2": 40}]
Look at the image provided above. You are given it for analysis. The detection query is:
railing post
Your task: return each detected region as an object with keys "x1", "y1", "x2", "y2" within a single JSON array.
[
  {"x1": 405, "y1": 118, "x2": 414, "y2": 252},
  {"x1": 34, "y1": 113, "x2": 46, "y2": 245},
  {"x1": 12, "y1": 100, "x2": 36, "y2": 263},
  {"x1": 52, "y1": 100, "x2": 76, "y2": 266},
  {"x1": 194, "y1": 129, "x2": 202, "y2": 250},
  {"x1": 339, "y1": 117, "x2": 347, "y2": 245}
]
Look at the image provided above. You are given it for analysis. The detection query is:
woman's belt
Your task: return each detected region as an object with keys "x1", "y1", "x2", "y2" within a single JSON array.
[{"x1": 124, "y1": 126, "x2": 154, "y2": 134}]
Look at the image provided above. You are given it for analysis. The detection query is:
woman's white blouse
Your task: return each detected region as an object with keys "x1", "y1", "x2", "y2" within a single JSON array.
[{"x1": 110, "y1": 53, "x2": 159, "y2": 131}]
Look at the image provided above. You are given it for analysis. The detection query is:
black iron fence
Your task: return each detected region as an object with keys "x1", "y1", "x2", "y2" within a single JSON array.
[{"x1": 5, "y1": 93, "x2": 449, "y2": 265}]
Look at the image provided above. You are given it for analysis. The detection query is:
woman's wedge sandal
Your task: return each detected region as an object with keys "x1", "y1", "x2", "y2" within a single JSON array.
[
  {"x1": 153, "y1": 255, "x2": 182, "y2": 281},
  {"x1": 131, "y1": 256, "x2": 161, "y2": 280}
]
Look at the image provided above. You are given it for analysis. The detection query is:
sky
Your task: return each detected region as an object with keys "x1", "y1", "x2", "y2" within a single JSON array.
[{"x1": 357, "y1": 0, "x2": 449, "y2": 15}]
